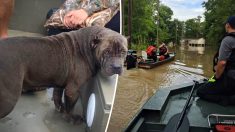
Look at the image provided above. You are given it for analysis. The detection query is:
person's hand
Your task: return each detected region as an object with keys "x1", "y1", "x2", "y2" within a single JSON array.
[{"x1": 63, "y1": 9, "x2": 88, "y2": 28}]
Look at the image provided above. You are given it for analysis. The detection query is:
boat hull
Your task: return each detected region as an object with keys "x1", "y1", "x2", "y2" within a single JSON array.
[{"x1": 138, "y1": 53, "x2": 175, "y2": 69}]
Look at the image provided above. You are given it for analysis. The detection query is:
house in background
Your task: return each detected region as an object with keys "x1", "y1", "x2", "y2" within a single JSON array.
[{"x1": 180, "y1": 38, "x2": 205, "y2": 54}]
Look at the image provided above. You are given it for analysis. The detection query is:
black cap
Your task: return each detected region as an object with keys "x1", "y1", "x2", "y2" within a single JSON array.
[{"x1": 226, "y1": 16, "x2": 235, "y2": 29}]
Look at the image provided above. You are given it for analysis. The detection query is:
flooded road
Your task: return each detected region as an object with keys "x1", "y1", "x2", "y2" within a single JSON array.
[{"x1": 108, "y1": 45, "x2": 217, "y2": 131}]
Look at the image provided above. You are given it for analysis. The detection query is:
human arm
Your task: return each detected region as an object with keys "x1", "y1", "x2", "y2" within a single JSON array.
[
  {"x1": 82, "y1": 0, "x2": 119, "y2": 16},
  {"x1": 215, "y1": 37, "x2": 233, "y2": 79},
  {"x1": 63, "y1": 0, "x2": 119, "y2": 28},
  {"x1": 63, "y1": 9, "x2": 88, "y2": 28},
  {"x1": 215, "y1": 60, "x2": 226, "y2": 79},
  {"x1": 164, "y1": 46, "x2": 169, "y2": 55}
]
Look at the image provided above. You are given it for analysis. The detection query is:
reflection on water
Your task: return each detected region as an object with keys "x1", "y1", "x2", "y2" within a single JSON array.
[
  {"x1": 108, "y1": 46, "x2": 217, "y2": 131},
  {"x1": 188, "y1": 46, "x2": 205, "y2": 54}
]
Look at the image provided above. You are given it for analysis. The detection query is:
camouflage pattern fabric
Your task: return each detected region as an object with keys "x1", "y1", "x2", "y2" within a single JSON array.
[{"x1": 44, "y1": 0, "x2": 119, "y2": 29}]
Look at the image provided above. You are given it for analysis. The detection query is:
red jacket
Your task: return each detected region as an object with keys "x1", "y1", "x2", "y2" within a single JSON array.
[{"x1": 146, "y1": 46, "x2": 156, "y2": 56}]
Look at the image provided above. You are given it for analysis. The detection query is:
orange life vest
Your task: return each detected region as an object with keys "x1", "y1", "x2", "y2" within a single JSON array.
[
  {"x1": 159, "y1": 55, "x2": 165, "y2": 61},
  {"x1": 146, "y1": 46, "x2": 156, "y2": 56}
]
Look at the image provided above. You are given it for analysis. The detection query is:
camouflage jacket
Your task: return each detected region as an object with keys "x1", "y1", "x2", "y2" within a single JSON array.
[
  {"x1": 63, "y1": 0, "x2": 119, "y2": 16},
  {"x1": 44, "y1": 0, "x2": 119, "y2": 29}
]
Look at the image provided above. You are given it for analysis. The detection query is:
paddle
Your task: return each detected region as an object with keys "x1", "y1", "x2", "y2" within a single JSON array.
[{"x1": 163, "y1": 80, "x2": 198, "y2": 132}]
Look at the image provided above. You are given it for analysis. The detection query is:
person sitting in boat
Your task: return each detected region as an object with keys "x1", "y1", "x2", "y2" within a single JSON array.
[
  {"x1": 159, "y1": 43, "x2": 170, "y2": 61},
  {"x1": 126, "y1": 50, "x2": 137, "y2": 70},
  {"x1": 146, "y1": 44, "x2": 157, "y2": 62},
  {"x1": 197, "y1": 16, "x2": 235, "y2": 106}
]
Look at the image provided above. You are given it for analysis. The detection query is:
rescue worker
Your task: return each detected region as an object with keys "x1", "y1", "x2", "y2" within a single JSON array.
[
  {"x1": 146, "y1": 44, "x2": 157, "y2": 62},
  {"x1": 159, "y1": 43, "x2": 169, "y2": 60},
  {"x1": 197, "y1": 16, "x2": 235, "y2": 106}
]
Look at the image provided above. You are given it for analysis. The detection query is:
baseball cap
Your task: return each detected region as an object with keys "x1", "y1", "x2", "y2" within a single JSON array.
[{"x1": 226, "y1": 16, "x2": 235, "y2": 28}]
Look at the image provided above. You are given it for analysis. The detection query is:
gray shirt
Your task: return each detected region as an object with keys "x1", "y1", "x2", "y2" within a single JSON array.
[
  {"x1": 218, "y1": 35, "x2": 235, "y2": 61},
  {"x1": 218, "y1": 35, "x2": 235, "y2": 79}
]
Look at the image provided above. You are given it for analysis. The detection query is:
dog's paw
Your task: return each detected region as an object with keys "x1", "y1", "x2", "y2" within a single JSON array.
[
  {"x1": 71, "y1": 115, "x2": 84, "y2": 125},
  {"x1": 62, "y1": 113, "x2": 84, "y2": 125}
]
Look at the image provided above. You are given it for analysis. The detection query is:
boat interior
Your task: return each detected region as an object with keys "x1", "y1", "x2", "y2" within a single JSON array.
[{"x1": 125, "y1": 80, "x2": 235, "y2": 132}]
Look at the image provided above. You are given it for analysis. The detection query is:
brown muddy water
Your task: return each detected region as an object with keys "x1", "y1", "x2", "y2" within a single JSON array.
[{"x1": 108, "y1": 45, "x2": 217, "y2": 131}]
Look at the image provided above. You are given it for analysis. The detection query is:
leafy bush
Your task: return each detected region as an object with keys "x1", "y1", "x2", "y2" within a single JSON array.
[{"x1": 131, "y1": 43, "x2": 148, "y2": 51}]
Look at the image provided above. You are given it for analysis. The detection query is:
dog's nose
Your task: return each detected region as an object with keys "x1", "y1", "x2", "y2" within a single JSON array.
[
  {"x1": 113, "y1": 66, "x2": 121, "y2": 71},
  {"x1": 112, "y1": 66, "x2": 122, "y2": 74}
]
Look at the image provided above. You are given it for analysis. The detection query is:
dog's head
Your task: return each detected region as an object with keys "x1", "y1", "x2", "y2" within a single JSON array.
[{"x1": 92, "y1": 29, "x2": 128, "y2": 76}]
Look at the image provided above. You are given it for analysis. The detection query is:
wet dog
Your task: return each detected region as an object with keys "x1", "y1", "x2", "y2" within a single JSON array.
[{"x1": 0, "y1": 26, "x2": 127, "y2": 122}]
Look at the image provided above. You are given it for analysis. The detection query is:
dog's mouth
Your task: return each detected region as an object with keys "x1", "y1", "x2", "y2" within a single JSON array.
[
  {"x1": 100, "y1": 56, "x2": 125, "y2": 76},
  {"x1": 101, "y1": 66, "x2": 123, "y2": 76},
  {"x1": 111, "y1": 66, "x2": 122, "y2": 75}
]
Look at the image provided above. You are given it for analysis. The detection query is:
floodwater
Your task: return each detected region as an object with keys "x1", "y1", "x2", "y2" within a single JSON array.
[{"x1": 108, "y1": 45, "x2": 217, "y2": 131}]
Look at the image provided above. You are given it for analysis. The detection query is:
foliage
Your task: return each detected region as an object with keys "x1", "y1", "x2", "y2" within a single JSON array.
[
  {"x1": 168, "y1": 19, "x2": 184, "y2": 44},
  {"x1": 124, "y1": 0, "x2": 180, "y2": 47},
  {"x1": 123, "y1": 0, "x2": 156, "y2": 47},
  {"x1": 131, "y1": 43, "x2": 148, "y2": 51},
  {"x1": 123, "y1": 0, "x2": 206, "y2": 49},
  {"x1": 184, "y1": 16, "x2": 204, "y2": 38},
  {"x1": 157, "y1": 5, "x2": 174, "y2": 43},
  {"x1": 203, "y1": 0, "x2": 235, "y2": 45}
]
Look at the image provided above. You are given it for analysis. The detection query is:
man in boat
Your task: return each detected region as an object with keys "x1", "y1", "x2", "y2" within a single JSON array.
[
  {"x1": 159, "y1": 43, "x2": 169, "y2": 61},
  {"x1": 197, "y1": 16, "x2": 235, "y2": 105},
  {"x1": 126, "y1": 50, "x2": 137, "y2": 70},
  {"x1": 146, "y1": 44, "x2": 157, "y2": 62}
]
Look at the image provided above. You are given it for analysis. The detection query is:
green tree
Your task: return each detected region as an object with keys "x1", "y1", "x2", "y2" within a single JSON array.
[
  {"x1": 156, "y1": 4, "x2": 173, "y2": 43},
  {"x1": 123, "y1": 0, "x2": 156, "y2": 46},
  {"x1": 203, "y1": 0, "x2": 235, "y2": 45},
  {"x1": 184, "y1": 16, "x2": 203, "y2": 39},
  {"x1": 168, "y1": 19, "x2": 184, "y2": 44},
  {"x1": 123, "y1": 0, "x2": 183, "y2": 49}
]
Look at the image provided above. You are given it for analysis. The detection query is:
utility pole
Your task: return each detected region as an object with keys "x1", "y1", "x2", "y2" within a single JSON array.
[
  {"x1": 197, "y1": 16, "x2": 202, "y2": 38},
  {"x1": 156, "y1": 0, "x2": 160, "y2": 46},
  {"x1": 128, "y1": 0, "x2": 132, "y2": 49},
  {"x1": 121, "y1": 0, "x2": 124, "y2": 35},
  {"x1": 175, "y1": 21, "x2": 178, "y2": 45}
]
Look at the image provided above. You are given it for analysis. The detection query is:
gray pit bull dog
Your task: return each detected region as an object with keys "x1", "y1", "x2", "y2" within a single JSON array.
[{"x1": 0, "y1": 26, "x2": 128, "y2": 122}]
